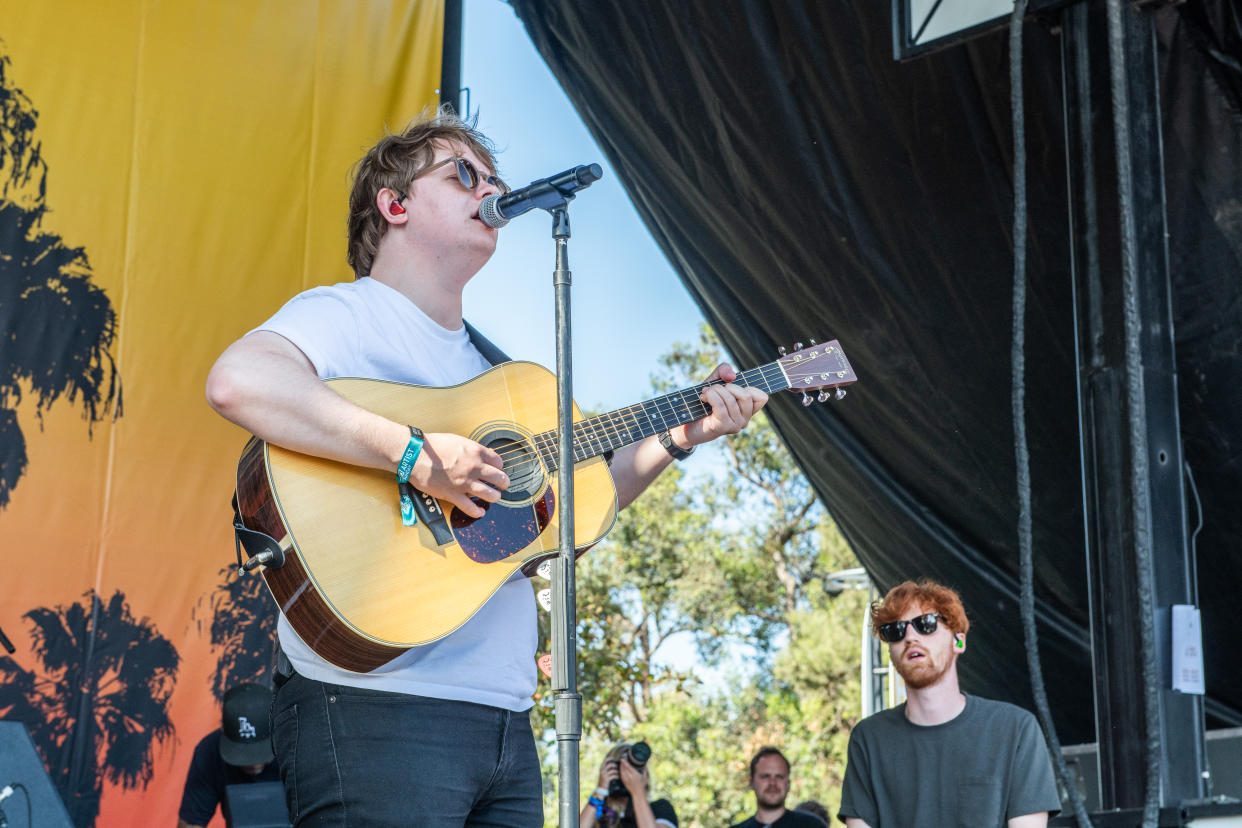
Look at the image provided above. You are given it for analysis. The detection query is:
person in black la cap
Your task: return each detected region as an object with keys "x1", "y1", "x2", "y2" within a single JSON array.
[{"x1": 177, "y1": 682, "x2": 281, "y2": 828}]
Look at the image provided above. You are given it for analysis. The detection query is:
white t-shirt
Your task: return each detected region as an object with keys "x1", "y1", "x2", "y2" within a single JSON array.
[{"x1": 255, "y1": 277, "x2": 537, "y2": 712}]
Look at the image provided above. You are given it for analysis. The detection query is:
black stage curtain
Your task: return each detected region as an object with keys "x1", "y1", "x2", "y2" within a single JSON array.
[{"x1": 510, "y1": 0, "x2": 1242, "y2": 744}]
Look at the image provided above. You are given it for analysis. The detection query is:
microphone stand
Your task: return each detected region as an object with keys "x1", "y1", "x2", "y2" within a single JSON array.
[
  {"x1": 490, "y1": 163, "x2": 600, "y2": 826},
  {"x1": 499, "y1": 165, "x2": 599, "y2": 828},
  {"x1": 549, "y1": 203, "x2": 583, "y2": 828}
]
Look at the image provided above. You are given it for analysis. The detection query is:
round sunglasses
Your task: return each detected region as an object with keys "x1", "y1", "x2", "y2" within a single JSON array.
[
  {"x1": 877, "y1": 612, "x2": 943, "y2": 643},
  {"x1": 395, "y1": 156, "x2": 509, "y2": 205}
]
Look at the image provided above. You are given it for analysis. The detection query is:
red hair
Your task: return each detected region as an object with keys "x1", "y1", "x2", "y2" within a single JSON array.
[{"x1": 870, "y1": 579, "x2": 969, "y2": 638}]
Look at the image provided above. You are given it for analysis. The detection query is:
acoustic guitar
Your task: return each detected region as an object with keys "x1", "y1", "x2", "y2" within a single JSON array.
[{"x1": 233, "y1": 341, "x2": 856, "y2": 672}]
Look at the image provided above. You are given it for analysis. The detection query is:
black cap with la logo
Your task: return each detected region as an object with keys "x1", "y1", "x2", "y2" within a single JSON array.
[{"x1": 219, "y1": 682, "x2": 275, "y2": 767}]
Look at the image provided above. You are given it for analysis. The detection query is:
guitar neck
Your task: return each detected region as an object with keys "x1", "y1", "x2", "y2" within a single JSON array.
[{"x1": 533, "y1": 361, "x2": 792, "y2": 471}]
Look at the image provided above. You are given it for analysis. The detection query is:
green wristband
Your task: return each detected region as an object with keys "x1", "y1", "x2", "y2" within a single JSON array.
[{"x1": 396, "y1": 426, "x2": 424, "y2": 484}]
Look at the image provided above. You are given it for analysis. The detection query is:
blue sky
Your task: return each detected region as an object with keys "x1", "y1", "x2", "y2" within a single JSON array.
[
  {"x1": 460, "y1": 0, "x2": 709, "y2": 413},
  {"x1": 458, "y1": 1, "x2": 769, "y2": 692}
]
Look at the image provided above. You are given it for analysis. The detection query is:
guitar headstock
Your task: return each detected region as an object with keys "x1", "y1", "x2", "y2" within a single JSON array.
[{"x1": 776, "y1": 339, "x2": 858, "y2": 405}]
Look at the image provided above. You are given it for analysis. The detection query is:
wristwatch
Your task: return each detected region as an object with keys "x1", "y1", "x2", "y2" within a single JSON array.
[{"x1": 658, "y1": 429, "x2": 695, "y2": 461}]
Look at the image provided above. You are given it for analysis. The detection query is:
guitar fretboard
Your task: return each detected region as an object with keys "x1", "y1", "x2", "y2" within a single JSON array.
[{"x1": 531, "y1": 362, "x2": 791, "y2": 472}]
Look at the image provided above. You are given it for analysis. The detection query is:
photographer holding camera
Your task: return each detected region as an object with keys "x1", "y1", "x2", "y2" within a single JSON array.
[{"x1": 581, "y1": 741, "x2": 678, "y2": 828}]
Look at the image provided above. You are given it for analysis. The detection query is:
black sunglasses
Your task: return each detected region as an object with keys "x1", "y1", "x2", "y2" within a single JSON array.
[
  {"x1": 395, "y1": 156, "x2": 509, "y2": 204},
  {"x1": 877, "y1": 612, "x2": 943, "y2": 643}
]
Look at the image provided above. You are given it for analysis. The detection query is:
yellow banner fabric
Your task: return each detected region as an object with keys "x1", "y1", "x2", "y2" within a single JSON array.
[{"x1": 0, "y1": 2, "x2": 443, "y2": 824}]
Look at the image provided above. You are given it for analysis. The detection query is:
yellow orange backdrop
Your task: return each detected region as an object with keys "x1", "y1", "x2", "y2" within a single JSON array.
[{"x1": 0, "y1": 2, "x2": 443, "y2": 824}]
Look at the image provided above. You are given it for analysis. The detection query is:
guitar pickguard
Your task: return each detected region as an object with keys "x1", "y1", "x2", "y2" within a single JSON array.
[{"x1": 451, "y1": 486, "x2": 556, "y2": 563}]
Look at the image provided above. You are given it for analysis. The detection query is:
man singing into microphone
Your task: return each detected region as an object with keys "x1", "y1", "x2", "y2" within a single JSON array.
[{"x1": 205, "y1": 108, "x2": 767, "y2": 827}]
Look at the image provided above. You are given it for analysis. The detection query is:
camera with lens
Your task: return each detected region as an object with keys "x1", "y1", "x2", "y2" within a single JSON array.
[{"x1": 607, "y1": 740, "x2": 652, "y2": 798}]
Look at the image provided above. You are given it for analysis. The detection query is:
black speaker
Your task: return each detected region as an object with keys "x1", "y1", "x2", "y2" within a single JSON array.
[{"x1": 0, "y1": 721, "x2": 73, "y2": 828}]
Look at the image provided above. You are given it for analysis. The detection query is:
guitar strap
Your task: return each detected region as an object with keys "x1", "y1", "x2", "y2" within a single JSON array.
[
  {"x1": 464, "y1": 320, "x2": 511, "y2": 366},
  {"x1": 231, "y1": 493, "x2": 286, "y2": 573}
]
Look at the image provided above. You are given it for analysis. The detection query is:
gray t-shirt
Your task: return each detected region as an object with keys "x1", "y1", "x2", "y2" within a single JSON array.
[{"x1": 838, "y1": 694, "x2": 1061, "y2": 827}]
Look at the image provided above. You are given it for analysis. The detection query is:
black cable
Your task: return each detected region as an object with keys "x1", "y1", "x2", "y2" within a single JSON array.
[
  {"x1": 1184, "y1": 459, "x2": 1210, "y2": 796},
  {"x1": 1184, "y1": 461, "x2": 1202, "y2": 606},
  {"x1": 1009, "y1": 3, "x2": 1094, "y2": 825},
  {"x1": 1103, "y1": 1, "x2": 1163, "y2": 824},
  {"x1": 4, "y1": 784, "x2": 32, "y2": 828}
]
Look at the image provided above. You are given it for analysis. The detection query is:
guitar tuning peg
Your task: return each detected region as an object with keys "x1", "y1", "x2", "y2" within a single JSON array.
[
  {"x1": 801, "y1": 392, "x2": 813, "y2": 407},
  {"x1": 778, "y1": 346, "x2": 787, "y2": 356},
  {"x1": 794, "y1": 342, "x2": 804, "y2": 351},
  {"x1": 809, "y1": 338, "x2": 817, "y2": 345},
  {"x1": 817, "y1": 390, "x2": 830, "y2": 403},
  {"x1": 835, "y1": 387, "x2": 847, "y2": 400}
]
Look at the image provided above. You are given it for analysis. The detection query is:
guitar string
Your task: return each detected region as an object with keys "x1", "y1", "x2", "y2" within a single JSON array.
[
  {"x1": 478, "y1": 361, "x2": 799, "y2": 477},
  {"x1": 480, "y1": 361, "x2": 806, "y2": 476},
  {"x1": 461, "y1": 354, "x2": 851, "y2": 480},
  {"x1": 488, "y1": 363, "x2": 786, "y2": 469}
]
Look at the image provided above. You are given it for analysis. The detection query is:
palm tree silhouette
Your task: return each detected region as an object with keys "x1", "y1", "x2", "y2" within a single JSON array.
[
  {"x1": 0, "y1": 47, "x2": 122, "y2": 509},
  {"x1": 0, "y1": 590, "x2": 179, "y2": 827},
  {"x1": 193, "y1": 565, "x2": 279, "y2": 699}
]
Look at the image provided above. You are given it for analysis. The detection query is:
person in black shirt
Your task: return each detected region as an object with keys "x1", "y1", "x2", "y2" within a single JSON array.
[
  {"x1": 727, "y1": 747, "x2": 824, "y2": 828},
  {"x1": 580, "y1": 742, "x2": 678, "y2": 828},
  {"x1": 177, "y1": 683, "x2": 280, "y2": 828},
  {"x1": 794, "y1": 800, "x2": 830, "y2": 826}
]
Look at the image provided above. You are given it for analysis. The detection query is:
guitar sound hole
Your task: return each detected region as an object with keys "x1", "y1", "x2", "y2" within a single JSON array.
[{"x1": 483, "y1": 430, "x2": 545, "y2": 504}]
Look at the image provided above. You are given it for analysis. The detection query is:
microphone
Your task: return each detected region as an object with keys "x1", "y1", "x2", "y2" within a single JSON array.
[
  {"x1": 0, "y1": 784, "x2": 13, "y2": 804},
  {"x1": 479, "y1": 163, "x2": 603, "y2": 228}
]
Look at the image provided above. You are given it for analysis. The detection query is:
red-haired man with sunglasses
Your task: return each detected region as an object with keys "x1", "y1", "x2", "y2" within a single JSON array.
[
  {"x1": 837, "y1": 579, "x2": 1062, "y2": 828},
  {"x1": 206, "y1": 109, "x2": 767, "y2": 827}
]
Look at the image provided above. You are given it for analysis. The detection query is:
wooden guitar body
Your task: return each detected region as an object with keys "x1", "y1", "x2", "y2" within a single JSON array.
[
  {"x1": 233, "y1": 340, "x2": 857, "y2": 672},
  {"x1": 235, "y1": 361, "x2": 617, "y2": 672}
]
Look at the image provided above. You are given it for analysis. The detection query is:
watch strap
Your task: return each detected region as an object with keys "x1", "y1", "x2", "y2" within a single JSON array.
[{"x1": 658, "y1": 429, "x2": 695, "y2": 461}]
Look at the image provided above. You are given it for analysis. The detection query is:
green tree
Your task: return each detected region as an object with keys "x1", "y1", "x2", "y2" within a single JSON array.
[
  {"x1": 652, "y1": 326, "x2": 829, "y2": 625},
  {"x1": 626, "y1": 521, "x2": 866, "y2": 828},
  {"x1": 762, "y1": 522, "x2": 869, "y2": 821},
  {"x1": 533, "y1": 326, "x2": 868, "y2": 827},
  {"x1": 574, "y1": 467, "x2": 715, "y2": 732}
]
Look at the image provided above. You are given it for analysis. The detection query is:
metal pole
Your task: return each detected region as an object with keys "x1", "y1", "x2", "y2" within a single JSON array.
[
  {"x1": 550, "y1": 207, "x2": 582, "y2": 828},
  {"x1": 439, "y1": 0, "x2": 463, "y2": 113},
  {"x1": 860, "y1": 590, "x2": 874, "y2": 719},
  {"x1": 1061, "y1": 0, "x2": 1206, "y2": 810}
]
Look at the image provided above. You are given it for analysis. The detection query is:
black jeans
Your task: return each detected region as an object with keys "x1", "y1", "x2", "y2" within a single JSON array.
[{"x1": 271, "y1": 671, "x2": 542, "y2": 827}]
